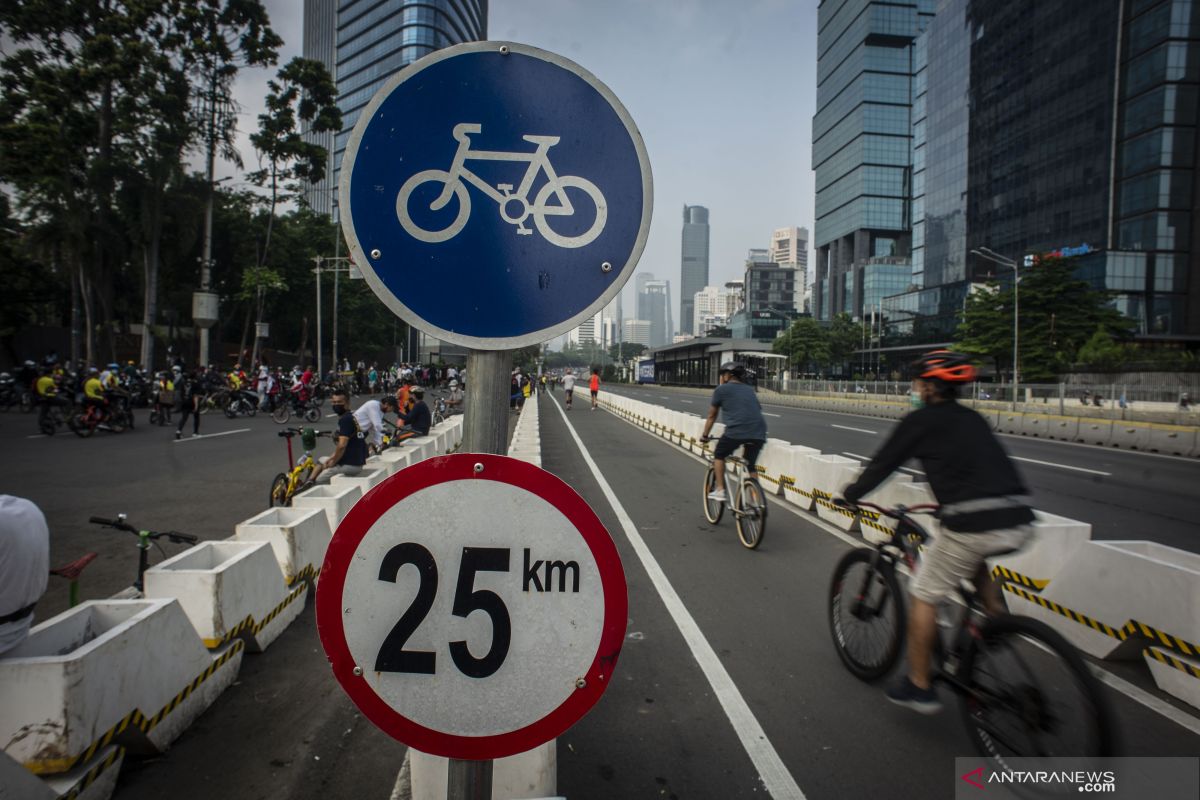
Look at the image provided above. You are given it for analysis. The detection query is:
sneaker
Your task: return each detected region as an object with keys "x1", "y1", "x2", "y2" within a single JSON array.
[
  {"x1": 707, "y1": 490, "x2": 727, "y2": 502},
  {"x1": 885, "y1": 676, "x2": 942, "y2": 715}
]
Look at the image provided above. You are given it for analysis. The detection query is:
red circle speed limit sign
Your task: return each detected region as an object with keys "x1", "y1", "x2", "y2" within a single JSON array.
[{"x1": 316, "y1": 453, "x2": 628, "y2": 760}]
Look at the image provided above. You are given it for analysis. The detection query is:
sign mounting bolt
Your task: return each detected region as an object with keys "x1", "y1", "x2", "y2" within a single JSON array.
[
  {"x1": 370, "y1": 248, "x2": 382, "y2": 259},
  {"x1": 499, "y1": 45, "x2": 509, "y2": 55},
  {"x1": 601, "y1": 262, "x2": 612, "y2": 273},
  {"x1": 575, "y1": 677, "x2": 587, "y2": 689},
  {"x1": 473, "y1": 462, "x2": 485, "y2": 474},
  {"x1": 352, "y1": 666, "x2": 363, "y2": 677}
]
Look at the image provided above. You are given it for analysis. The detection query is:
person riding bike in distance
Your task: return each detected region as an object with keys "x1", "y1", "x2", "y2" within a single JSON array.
[
  {"x1": 83, "y1": 368, "x2": 109, "y2": 421},
  {"x1": 836, "y1": 350, "x2": 1035, "y2": 715},
  {"x1": 308, "y1": 390, "x2": 367, "y2": 484},
  {"x1": 700, "y1": 362, "x2": 767, "y2": 503}
]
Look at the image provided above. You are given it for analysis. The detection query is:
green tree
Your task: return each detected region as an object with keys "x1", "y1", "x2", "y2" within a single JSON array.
[
  {"x1": 957, "y1": 256, "x2": 1134, "y2": 381},
  {"x1": 773, "y1": 318, "x2": 829, "y2": 375},
  {"x1": 1075, "y1": 327, "x2": 1127, "y2": 372},
  {"x1": 827, "y1": 313, "x2": 864, "y2": 375},
  {"x1": 608, "y1": 342, "x2": 646, "y2": 362},
  {"x1": 247, "y1": 56, "x2": 341, "y2": 270}
]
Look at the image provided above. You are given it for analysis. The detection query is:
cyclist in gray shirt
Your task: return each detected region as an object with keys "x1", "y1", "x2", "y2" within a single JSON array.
[{"x1": 700, "y1": 362, "x2": 767, "y2": 502}]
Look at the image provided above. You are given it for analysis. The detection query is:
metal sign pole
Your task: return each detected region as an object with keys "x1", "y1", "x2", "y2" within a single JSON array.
[{"x1": 450, "y1": 346, "x2": 512, "y2": 796}]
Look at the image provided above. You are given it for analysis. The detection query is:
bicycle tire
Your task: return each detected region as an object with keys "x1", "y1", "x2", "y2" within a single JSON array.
[
  {"x1": 303, "y1": 406, "x2": 321, "y2": 423},
  {"x1": 39, "y1": 418, "x2": 56, "y2": 436},
  {"x1": 19, "y1": 392, "x2": 34, "y2": 413},
  {"x1": 224, "y1": 403, "x2": 237, "y2": 419},
  {"x1": 735, "y1": 480, "x2": 767, "y2": 550},
  {"x1": 396, "y1": 169, "x2": 471, "y2": 243},
  {"x1": 959, "y1": 614, "x2": 1116, "y2": 759},
  {"x1": 269, "y1": 473, "x2": 291, "y2": 507},
  {"x1": 70, "y1": 413, "x2": 91, "y2": 438},
  {"x1": 150, "y1": 408, "x2": 160, "y2": 425},
  {"x1": 702, "y1": 466, "x2": 724, "y2": 524},
  {"x1": 108, "y1": 414, "x2": 126, "y2": 433},
  {"x1": 828, "y1": 548, "x2": 906, "y2": 681},
  {"x1": 273, "y1": 405, "x2": 291, "y2": 424}
]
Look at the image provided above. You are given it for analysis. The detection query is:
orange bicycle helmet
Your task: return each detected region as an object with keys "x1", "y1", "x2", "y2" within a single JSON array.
[{"x1": 912, "y1": 350, "x2": 976, "y2": 383}]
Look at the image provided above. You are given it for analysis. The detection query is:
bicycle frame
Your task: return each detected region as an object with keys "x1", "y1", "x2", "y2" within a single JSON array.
[
  {"x1": 704, "y1": 451, "x2": 758, "y2": 519},
  {"x1": 435, "y1": 123, "x2": 576, "y2": 225}
]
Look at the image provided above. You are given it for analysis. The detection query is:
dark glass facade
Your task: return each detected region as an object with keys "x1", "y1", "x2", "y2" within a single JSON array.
[
  {"x1": 812, "y1": 0, "x2": 936, "y2": 322},
  {"x1": 332, "y1": 0, "x2": 488, "y2": 197}
]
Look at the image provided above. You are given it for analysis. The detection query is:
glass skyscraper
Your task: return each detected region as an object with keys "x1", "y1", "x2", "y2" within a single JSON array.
[
  {"x1": 812, "y1": 0, "x2": 936, "y2": 322},
  {"x1": 680, "y1": 205, "x2": 710, "y2": 335}
]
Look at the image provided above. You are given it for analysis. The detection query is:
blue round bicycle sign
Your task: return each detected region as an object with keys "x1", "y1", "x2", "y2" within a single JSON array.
[{"x1": 339, "y1": 41, "x2": 653, "y2": 350}]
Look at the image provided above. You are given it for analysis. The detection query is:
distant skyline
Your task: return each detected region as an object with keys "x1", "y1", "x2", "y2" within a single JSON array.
[{"x1": 226, "y1": 0, "x2": 819, "y2": 336}]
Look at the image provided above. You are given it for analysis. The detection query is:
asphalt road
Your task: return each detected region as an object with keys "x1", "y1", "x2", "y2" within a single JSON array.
[
  {"x1": 4, "y1": 391, "x2": 1199, "y2": 799},
  {"x1": 605, "y1": 384, "x2": 1200, "y2": 554}
]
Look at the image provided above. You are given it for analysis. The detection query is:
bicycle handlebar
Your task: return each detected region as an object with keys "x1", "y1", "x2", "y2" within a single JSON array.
[
  {"x1": 89, "y1": 516, "x2": 198, "y2": 544},
  {"x1": 89, "y1": 516, "x2": 122, "y2": 527}
]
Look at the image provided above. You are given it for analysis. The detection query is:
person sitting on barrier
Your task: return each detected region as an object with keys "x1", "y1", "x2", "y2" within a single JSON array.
[
  {"x1": 700, "y1": 361, "x2": 767, "y2": 503},
  {"x1": 392, "y1": 386, "x2": 432, "y2": 443},
  {"x1": 353, "y1": 394, "x2": 398, "y2": 453},
  {"x1": 835, "y1": 350, "x2": 1035, "y2": 716},
  {"x1": 0, "y1": 495, "x2": 50, "y2": 655},
  {"x1": 308, "y1": 389, "x2": 367, "y2": 484}
]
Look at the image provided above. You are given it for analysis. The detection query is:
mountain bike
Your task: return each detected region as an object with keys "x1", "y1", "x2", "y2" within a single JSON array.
[
  {"x1": 269, "y1": 427, "x2": 333, "y2": 507},
  {"x1": 272, "y1": 388, "x2": 322, "y2": 424},
  {"x1": 89, "y1": 514, "x2": 198, "y2": 592},
  {"x1": 69, "y1": 403, "x2": 125, "y2": 437},
  {"x1": 50, "y1": 552, "x2": 98, "y2": 607},
  {"x1": 699, "y1": 443, "x2": 768, "y2": 550},
  {"x1": 224, "y1": 390, "x2": 258, "y2": 418},
  {"x1": 827, "y1": 499, "x2": 1115, "y2": 759},
  {"x1": 397, "y1": 122, "x2": 607, "y2": 249}
]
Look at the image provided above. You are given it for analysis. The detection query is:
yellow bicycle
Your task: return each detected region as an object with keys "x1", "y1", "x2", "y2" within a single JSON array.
[{"x1": 269, "y1": 427, "x2": 332, "y2": 507}]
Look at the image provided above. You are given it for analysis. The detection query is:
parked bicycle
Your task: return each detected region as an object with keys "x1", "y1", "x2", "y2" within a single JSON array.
[
  {"x1": 827, "y1": 499, "x2": 1115, "y2": 759},
  {"x1": 224, "y1": 391, "x2": 258, "y2": 419},
  {"x1": 269, "y1": 427, "x2": 333, "y2": 507},
  {"x1": 89, "y1": 514, "x2": 199, "y2": 592},
  {"x1": 699, "y1": 445, "x2": 768, "y2": 549},
  {"x1": 50, "y1": 552, "x2": 98, "y2": 607}
]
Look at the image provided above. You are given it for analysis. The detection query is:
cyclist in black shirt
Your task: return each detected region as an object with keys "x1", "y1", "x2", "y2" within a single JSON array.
[
  {"x1": 838, "y1": 350, "x2": 1035, "y2": 715},
  {"x1": 309, "y1": 389, "x2": 367, "y2": 484},
  {"x1": 396, "y1": 385, "x2": 432, "y2": 437}
]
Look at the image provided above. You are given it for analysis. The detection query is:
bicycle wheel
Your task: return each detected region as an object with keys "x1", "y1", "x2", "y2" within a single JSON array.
[
  {"x1": 734, "y1": 480, "x2": 767, "y2": 549},
  {"x1": 19, "y1": 391, "x2": 34, "y2": 413},
  {"x1": 828, "y1": 548, "x2": 906, "y2": 681},
  {"x1": 224, "y1": 402, "x2": 237, "y2": 419},
  {"x1": 39, "y1": 417, "x2": 56, "y2": 436},
  {"x1": 269, "y1": 473, "x2": 291, "y2": 507},
  {"x1": 150, "y1": 408, "x2": 160, "y2": 425},
  {"x1": 70, "y1": 413, "x2": 92, "y2": 438},
  {"x1": 108, "y1": 413, "x2": 127, "y2": 433},
  {"x1": 702, "y1": 466, "x2": 724, "y2": 524},
  {"x1": 303, "y1": 406, "x2": 321, "y2": 423},
  {"x1": 272, "y1": 404, "x2": 291, "y2": 424},
  {"x1": 959, "y1": 614, "x2": 1115, "y2": 759},
  {"x1": 396, "y1": 169, "x2": 471, "y2": 243}
]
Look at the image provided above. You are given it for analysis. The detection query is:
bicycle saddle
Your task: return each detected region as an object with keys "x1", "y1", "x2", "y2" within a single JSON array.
[{"x1": 51, "y1": 552, "x2": 98, "y2": 580}]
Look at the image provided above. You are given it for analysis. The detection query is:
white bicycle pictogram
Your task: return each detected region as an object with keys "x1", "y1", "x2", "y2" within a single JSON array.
[{"x1": 396, "y1": 122, "x2": 608, "y2": 248}]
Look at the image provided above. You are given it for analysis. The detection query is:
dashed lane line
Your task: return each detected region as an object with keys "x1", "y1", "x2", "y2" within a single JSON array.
[
  {"x1": 842, "y1": 452, "x2": 924, "y2": 476},
  {"x1": 831, "y1": 423, "x2": 877, "y2": 435},
  {"x1": 172, "y1": 428, "x2": 251, "y2": 443},
  {"x1": 764, "y1": 412, "x2": 782, "y2": 418},
  {"x1": 1011, "y1": 456, "x2": 1111, "y2": 476},
  {"x1": 551, "y1": 399, "x2": 806, "y2": 800}
]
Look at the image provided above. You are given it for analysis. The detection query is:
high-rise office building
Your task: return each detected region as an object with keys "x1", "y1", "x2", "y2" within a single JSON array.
[
  {"x1": 812, "y1": 0, "x2": 935, "y2": 322},
  {"x1": 880, "y1": 0, "x2": 1200, "y2": 347},
  {"x1": 623, "y1": 319, "x2": 651, "y2": 347},
  {"x1": 637, "y1": 279, "x2": 673, "y2": 347},
  {"x1": 568, "y1": 310, "x2": 604, "y2": 348},
  {"x1": 302, "y1": 0, "x2": 338, "y2": 216},
  {"x1": 680, "y1": 205, "x2": 710, "y2": 335},
  {"x1": 693, "y1": 285, "x2": 741, "y2": 337},
  {"x1": 330, "y1": 0, "x2": 487, "y2": 209},
  {"x1": 769, "y1": 226, "x2": 809, "y2": 312},
  {"x1": 732, "y1": 250, "x2": 800, "y2": 340}
]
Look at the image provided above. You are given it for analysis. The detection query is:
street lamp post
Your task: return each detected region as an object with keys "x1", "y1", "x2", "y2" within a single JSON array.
[{"x1": 970, "y1": 247, "x2": 1019, "y2": 409}]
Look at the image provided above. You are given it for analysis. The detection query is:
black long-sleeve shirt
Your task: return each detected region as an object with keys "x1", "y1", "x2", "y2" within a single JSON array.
[
  {"x1": 398, "y1": 400, "x2": 431, "y2": 436},
  {"x1": 843, "y1": 400, "x2": 1035, "y2": 532}
]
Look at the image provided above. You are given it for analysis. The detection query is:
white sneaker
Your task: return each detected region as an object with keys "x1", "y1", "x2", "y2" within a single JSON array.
[{"x1": 707, "y1": 490, "x2": 727, "y2": 502}]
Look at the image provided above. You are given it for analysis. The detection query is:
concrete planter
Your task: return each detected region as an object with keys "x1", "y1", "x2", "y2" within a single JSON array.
[
  {"x1": 291, "y1": 482, "x2": 362, "y2": 535},
  {"x1": 234, "y1": 506, "x2": 332, "y2": 585}
]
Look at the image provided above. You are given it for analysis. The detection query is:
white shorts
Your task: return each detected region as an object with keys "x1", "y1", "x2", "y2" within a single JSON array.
[{"x1": 910, "y1": 526, "x2": 1033, "y2": 604}]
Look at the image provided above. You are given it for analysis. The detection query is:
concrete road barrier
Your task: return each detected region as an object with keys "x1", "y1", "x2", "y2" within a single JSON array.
[
  {"x1": 234, "y1": 506, "x2": 331, "y2": 586},
  {"x1": 291, "y1": 482, "x2": 363, "y2": 533},
  {"x1": 1042, "y1": 415, "x2": 1079, "y2": 442},
  {"x1": 0, "y1": 599, "x2": 243, "y2": 773},
  {"x1": 331, "y1": 467, "x2": 390, "y2": 496},
  {"x1": 1075, "y1": 419, "x2": 1113, "y2": 446},
  {"x1": 755, "y1": 438, "x2": 793, "y2": 496},
  {"x1": 779, "y1": 445, "x2": 822, "y2": 511},
  {"x1": 1110, "y1": 423, "x2": 1152, "y2": 452},
  {"x1": 1146, "y1": 424, "x2": 1195, "y2": 456},
  {"x1": 0, "y1": 742, "x2": 123, "y2": 800},
  {"x1": 1143, "y1": 646, "x2": 1200, "y2": 711},
  {"x1": 991, "y1": 511, "x2": 1092, "y2": 592},
  {"x1": 997, "y1": 412, "x2": 1023, "y2": 435},
  {"x1": 144, "y1": 540, "x2": 304, "y2": 652},
  {"x1": 810, "y1": 456, "x2": 862, "y2": 532}
]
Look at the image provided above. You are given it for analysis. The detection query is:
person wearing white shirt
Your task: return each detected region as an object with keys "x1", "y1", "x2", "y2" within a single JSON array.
[
  {"x1": 0, "y1": 495, "x2": 50, "y2": 655},
  {"x1": 353, "y1": 395, "x2": 398, "y2": 452}
]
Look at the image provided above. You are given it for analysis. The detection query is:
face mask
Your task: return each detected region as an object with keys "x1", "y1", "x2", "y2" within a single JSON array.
[
  {"x1": 909, "y1": 391, "x2": 924, "y2": 410},
  {"x1": 332, "y1": 403, "x2": 347, "y2": 415}
]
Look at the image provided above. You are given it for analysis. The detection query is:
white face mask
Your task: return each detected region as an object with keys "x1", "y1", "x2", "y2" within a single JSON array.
[{"x1": 910, "y1": 390, "x2": 924, "y2": 409}]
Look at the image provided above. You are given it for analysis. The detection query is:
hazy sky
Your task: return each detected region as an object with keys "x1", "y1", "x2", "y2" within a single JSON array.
[{"x1": 231, "y1": 0, "x2": 819, "y2": 323}]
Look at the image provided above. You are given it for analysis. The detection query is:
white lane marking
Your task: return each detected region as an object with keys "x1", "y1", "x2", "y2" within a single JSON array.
[
  {"x1": 26, "y1": 434, "x2": 47, "y2": 439},
  {"x1": 831, "y1": 423, "x2": 877, "y2": 435},
  {"x1": 173, "y1": 428, "x2": 250, "y2": 443},
  {"x1": 680, "y1": 399, "x2": 694, "y2": 404},
  {"x1": 600, "y1": 399, "x2": 1200, "y2": 734},
  {"x1": 659, "y1": 395, "x2": 669, "y2": 400},
  {"x1": 842, "y1": 452, "x2": 924, "y2": 476},
  {"x1": 764, "y1": 412, "x2": 782, "y2": 418},
  {"x1": 325, "y1": 413, "x2": 337, "y2": 418},
  {"x1": 552, "y1": 399, "x2": 806, "y2": 799},
  {"x1": 1011, "y1": 456, "x2": 1111, "y2": 476}
]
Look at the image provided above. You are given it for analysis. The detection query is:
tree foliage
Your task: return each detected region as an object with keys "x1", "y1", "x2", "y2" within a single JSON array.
[
  {"x1": 956, "y1": 256, "x2": 1134, "y2": 381},
  {"x1": 773, "y1": 318, "x2": 830, "y2": 374}
]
